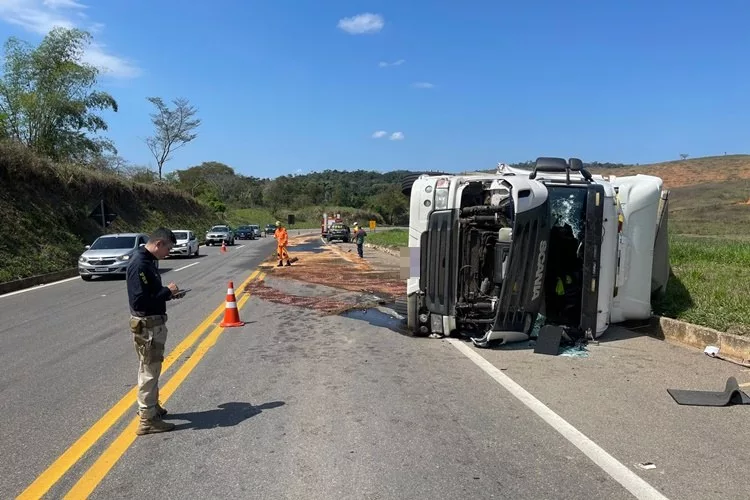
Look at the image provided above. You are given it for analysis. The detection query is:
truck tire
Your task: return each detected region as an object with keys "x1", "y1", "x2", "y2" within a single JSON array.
[{"x1": 406, "y1": 293, "x2": 419, "y2": 333}]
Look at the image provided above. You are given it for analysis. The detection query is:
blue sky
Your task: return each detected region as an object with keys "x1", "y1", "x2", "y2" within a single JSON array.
[{"x1": 0, "y1": 0, "x2": 748, "y2": 178}]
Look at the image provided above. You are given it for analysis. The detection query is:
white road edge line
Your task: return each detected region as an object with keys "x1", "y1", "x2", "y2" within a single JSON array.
[
  {"x1": 173, "y1": 262, "x2": 200, "y2": 272},
  {"x1": 447, "y1": 339, "x2": 669, "y2": 500},
  {"x1": 0, "y1": 276, "x2": 80, "y2": 299},
  {"x1": 236, "y1": 245, "x2": 245, "y2": 249}
]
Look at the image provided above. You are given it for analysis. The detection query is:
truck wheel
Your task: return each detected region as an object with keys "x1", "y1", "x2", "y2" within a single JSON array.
[{"x1": 406, "y1": 293, "x2": 419, "y2": 333}]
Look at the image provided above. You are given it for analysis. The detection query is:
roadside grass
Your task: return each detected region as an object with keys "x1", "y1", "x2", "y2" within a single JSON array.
[
  {"x1": 654, "y1": 235, "x2": 750, "y2": 334},
  {"x1": 367, "y1": 229, "x2": 408, "y2": 248}
]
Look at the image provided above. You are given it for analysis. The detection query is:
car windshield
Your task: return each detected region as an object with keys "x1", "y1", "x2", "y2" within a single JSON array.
[
  {"x1": 210, "y1": 226, "x2": 229, "y2": 232},
  {"x1": 173, "y1": 232, "x2": 188, "y2": 240},
  {"x1": 237, "y1": 226, "x2": 250, "y2": 230},
  {"x1": 250, "y1": 225, "x2": 259, "y2": 229},
  {"x1": 89, "y1": 236, "x2": 136, "y2": 250}
]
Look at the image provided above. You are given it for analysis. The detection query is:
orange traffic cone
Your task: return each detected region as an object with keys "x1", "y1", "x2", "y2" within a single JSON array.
[
  {"x1": 219, "y1": 281, "x2": 245, "y2": 327},
  {"x1": 221, "y1": 241, "x2": 227, "y2": 253}
]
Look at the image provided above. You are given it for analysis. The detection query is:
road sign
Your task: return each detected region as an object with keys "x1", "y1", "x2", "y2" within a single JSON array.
[
  {"x1": 89, "y1": 200, "x2": 118, "y2": 228},
  {"x1": 369, "y1": 220, "x2": 376, "y2": 231}
]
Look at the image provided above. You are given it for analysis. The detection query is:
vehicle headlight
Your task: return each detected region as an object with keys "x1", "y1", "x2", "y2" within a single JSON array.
[
  {"x1": 434, "y1": 188, "x2": 449, "y2": 210},
  {"x1": 116, "y1": 254, "x2": 131, "y2": 261},
  {"x1": 79, "y1": 256, "x2": 87, "y2": 263}
]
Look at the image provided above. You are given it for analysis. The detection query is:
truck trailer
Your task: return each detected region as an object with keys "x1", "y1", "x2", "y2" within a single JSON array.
[{"x1": 402, "y1": 157, "x2": 670, "y2": 347}]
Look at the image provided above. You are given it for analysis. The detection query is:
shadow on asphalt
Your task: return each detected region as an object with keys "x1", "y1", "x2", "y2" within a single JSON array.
[{"x1": 168, "y1": 401, "x2": 286, "y2": 431}]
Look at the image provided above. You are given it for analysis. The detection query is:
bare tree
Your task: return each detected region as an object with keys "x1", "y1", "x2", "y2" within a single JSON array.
[
  {"x1": 145, "y1": 97, "x2": 201, "y2": 179},
  {"x1": 679, "y1": 153, "x2": 689, "y2": 160}
]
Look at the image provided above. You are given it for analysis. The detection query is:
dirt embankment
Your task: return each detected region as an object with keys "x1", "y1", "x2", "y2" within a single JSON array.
[{"x1": 0, "y1": 141, "x2": 217, "y2": 283}]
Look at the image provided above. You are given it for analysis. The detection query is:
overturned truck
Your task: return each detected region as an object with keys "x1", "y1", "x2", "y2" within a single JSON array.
[{"x1": 402, "y1": 157, "x2": 670, "y2": 347}]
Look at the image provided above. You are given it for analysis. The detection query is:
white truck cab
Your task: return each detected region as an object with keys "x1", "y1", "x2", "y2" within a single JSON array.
[{"x1": 403, "y1": 157, "x2": 670, "y2": 347}]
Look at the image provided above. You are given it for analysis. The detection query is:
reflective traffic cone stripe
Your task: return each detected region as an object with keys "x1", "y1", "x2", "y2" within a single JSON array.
[
  {"x1": 221, "y1": 241, "x2": 227, "y2": 253},
  {"x1": 219, "y1": 280, "x2": 245, "y2": 327}
]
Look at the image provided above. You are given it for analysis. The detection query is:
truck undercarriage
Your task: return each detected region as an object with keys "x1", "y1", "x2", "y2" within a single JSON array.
[{"x1": 409, "y1": 157, "x2": 670, "y2": 348}]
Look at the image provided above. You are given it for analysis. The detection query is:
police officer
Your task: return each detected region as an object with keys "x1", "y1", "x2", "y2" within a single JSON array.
[{"x1": 126, "y1": 228, "x2": 181, "y2": 435}]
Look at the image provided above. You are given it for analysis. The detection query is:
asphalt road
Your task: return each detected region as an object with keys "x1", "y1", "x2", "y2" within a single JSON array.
[{"x1": 1, "y1": 235, "x2": 748, "y2": 499}]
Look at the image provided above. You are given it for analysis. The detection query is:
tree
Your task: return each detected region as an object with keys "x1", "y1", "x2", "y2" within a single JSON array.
[
  {"x1": 145, "y1": 96, "x2": 201, "y2": 179},
  {"x1": 123, "y1": 165, "x2": 158, "y2": 183},
  {"x1": 0, "y1": 27, "x2": 118, "y2": 161},
  {"x1": 368, "y1": 185, "x2": 409, "y2": 225},
  {"x1": 679, "y1": 153, "x2": 689, "y2": 160}
]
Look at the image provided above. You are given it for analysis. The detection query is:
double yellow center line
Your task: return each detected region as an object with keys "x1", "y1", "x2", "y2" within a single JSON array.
[{"x1": 18, "y1": 269, "x2": 264, "y2": 500}]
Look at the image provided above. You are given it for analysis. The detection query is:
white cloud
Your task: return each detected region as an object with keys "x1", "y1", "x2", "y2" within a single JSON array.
[
  {"x1": 42, "y1": 0, "x2": 86, "y2": 9},
  {"x1": 337, "y1": 13, "x2": 384, "y2": 35},
  {"x1": 0, "y1": 0, "x2": 140, "y2": 79},
  {"x1": 389, "y1": 132, "x2": 404, "y2": 141},
  {"x1": 371, "y1": 130, "x2": 387, "y2": 139},
  {"x1": 379, "y1": 59, "x2": 405, "y2": 68},
  {"x1": 412, "y1": 82, "x2": 435, "y2": 89}
]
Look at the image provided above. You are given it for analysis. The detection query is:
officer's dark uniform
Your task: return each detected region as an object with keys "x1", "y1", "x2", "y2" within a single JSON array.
[
  {"x1": 126, "y1": 246, "x2": 174, "y2": 431},
  {"x1": 127, "y1": 246, "x2": 173, "y2": 317}
]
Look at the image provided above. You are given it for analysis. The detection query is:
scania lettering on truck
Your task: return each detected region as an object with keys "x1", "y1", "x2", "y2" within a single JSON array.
[{"x1": 401, "y1": 157, "x2": 670, "y2": 347}]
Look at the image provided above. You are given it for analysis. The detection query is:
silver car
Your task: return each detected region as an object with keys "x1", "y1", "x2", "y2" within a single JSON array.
[
  {"x1": 78, "y1": 233, "x2": 150, "y2": 281},
  {"x1": 205, "y1": 225, "x2": 234, "y2": 246}
]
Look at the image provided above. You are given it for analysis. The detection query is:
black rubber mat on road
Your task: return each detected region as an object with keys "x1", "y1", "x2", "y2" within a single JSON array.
[
  {"x1": 667, "y1": 377, "x2": 750, "y2": 406},
  {"x1": 534, "y1": 325, "x2": 563, "y2": 356}
]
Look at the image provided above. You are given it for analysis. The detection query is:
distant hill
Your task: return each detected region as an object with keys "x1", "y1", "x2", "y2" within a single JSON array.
[{"x1": 588, "y1": 155, "x2": 750, "y2": 189}]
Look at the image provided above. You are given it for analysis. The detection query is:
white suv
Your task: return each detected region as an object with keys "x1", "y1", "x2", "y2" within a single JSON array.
[{"x1": 169, "y1": 230, "x2": 200, "y2": 257}]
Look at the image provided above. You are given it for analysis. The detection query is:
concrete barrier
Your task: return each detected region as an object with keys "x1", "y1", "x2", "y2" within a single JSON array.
[
  {"x1": 641, "y1": 315, "x2": 750, "y2": 364},
  {"x1": 0, "y1": 268, "x2": 79, "y2": 296}
]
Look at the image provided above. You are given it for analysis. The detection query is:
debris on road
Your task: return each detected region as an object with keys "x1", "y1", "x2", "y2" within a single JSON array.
[
  {"x1": 704, "y1": 345, "x2": 750, "y2": 368},
  {"x1": 244, "y1": 279, "x2": 371, "y2": 314},
  {"x1": 558, "y1": 343, "x2": 589, "y2": 358},
  {"x1": 667, "y1": 376, "x2": 750, "y2": 406},
  {"x1": 259, "y1": 235, "x2": 405, "y2": 302}
]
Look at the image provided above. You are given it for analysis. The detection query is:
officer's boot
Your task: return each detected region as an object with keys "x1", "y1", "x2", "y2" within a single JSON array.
[
  {"x1": 277, "y1": 260, "x2": 283, "y2": 267},
  {"x1": 285, "y1": 260, "x2": 291, "y2": 267},
  {"x1": 136, "y1": 403, "x2": 167, "y2": 418},
  {"x1": 136, "y1": 414, "x2": 175, "y2": 436}
]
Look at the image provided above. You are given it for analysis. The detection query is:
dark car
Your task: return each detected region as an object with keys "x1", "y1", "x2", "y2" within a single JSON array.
[
  {"x1": 265, "y1": 224, "x2": 276, "y2": 235},
  {"x1": 235, "y1": 225, "x2": 256, "y2": 240},
  {"x1": 327, "y1": 223, "x2": 351, "y2": 243}
]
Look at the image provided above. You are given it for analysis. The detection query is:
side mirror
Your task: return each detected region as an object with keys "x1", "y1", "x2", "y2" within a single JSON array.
[{"x1": 84, "y1": 245, "x2": 91, "y2": 250}]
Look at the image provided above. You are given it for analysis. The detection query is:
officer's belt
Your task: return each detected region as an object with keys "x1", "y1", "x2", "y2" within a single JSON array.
[{"x1": 130, "y1": 314, "x2": 168, "y2": 328}]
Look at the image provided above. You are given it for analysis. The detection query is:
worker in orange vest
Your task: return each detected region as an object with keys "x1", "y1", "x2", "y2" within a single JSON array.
[{"x1": 274, "y1": 221, "x2": 291, "y2": 267}]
